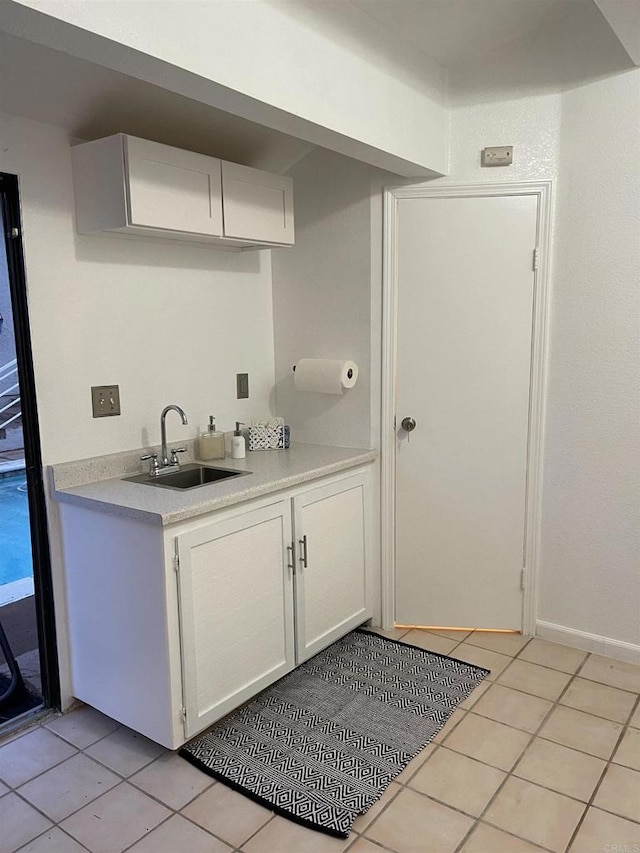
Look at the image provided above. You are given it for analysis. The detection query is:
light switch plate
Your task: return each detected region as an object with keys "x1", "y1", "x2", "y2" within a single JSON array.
[
  {"x1": 91, "y1": 385, "x2": 121, "y2": 417},
  {"x1": 236, "y1": 373, "x2": 249, "y2": 399}
]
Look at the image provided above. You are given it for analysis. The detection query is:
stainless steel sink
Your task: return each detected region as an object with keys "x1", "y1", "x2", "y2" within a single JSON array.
[{"x1": 123, "y1": 464, "x2": 250, "y2": 491}]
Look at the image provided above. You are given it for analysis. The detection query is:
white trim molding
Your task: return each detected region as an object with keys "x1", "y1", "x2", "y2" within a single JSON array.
[
  {"x1": 537, "y1": 620, "x2": 640, "y2": 665},
  {"x1": 381, "y1": 180, "x2": 554, "y2": 635}
]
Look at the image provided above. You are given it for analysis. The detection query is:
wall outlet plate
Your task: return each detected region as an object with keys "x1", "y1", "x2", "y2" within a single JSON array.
[
  {"x1": 236, "y1": 373, "x2": 249, "y2": 399},
  {"x1": 481, "y1": 146, "x2": 513, "y2": 167},
  {"x1": 91, "y1": 385, "x2": 121, "y2": 417}
]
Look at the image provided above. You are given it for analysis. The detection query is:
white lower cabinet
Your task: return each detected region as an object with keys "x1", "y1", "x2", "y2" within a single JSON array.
[
  {"x1": 59, "y1": 466, "x2": 371, "y2": 748},
  {"x1": 176, "y1": 470, "x2": 370, "y2": 739}
]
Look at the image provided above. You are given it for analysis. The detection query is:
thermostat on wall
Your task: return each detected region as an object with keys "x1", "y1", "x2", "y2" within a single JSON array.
[{"x1": 481, "y1": 146, "x2": 513, "y2": 167}]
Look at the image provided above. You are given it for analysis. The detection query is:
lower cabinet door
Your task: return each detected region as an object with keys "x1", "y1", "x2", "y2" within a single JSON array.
[
  {"x1": 176, "y1": 500, "x2": 295, "y2": 738},
  {"x1": 294, "y1": 473, "x2": 370, "y2": 663}
]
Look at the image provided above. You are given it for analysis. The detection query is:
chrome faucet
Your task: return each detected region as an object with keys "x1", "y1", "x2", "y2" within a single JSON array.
[{"x1": 141, "y1": 404, "x2": 189, "y2": 476}]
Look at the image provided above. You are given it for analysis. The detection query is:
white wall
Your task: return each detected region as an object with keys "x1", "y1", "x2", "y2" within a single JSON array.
[
  {"x1": 436, "y1": 77, "x2": 640, "y2": 650},
  {"x1": 271, "y1": 146, "x2": 387, "y2": 627},
  {"x1": 271, "y1": 148, "x2": 377, "y2": 449},
  {"x1": 7, "y1": 0, "x2": 449, "y2": 176},
  {"x1": 446, "y1": 93, "x2": 562, "y2": 182},
  {"x1": 539, "y1": 70, "x2": 640, "y2": 648},
  {"x1": 0, "y1": 113, "x2": 277, "y2": 466}
]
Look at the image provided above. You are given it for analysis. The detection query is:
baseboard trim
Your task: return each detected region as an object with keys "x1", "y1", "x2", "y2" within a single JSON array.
[{"x1": 536, "y1": 620, "x2": 640, "y2": 665}]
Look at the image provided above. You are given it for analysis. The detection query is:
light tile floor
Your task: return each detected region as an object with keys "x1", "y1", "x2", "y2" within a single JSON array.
[{"x1": 0, "y1": 629, "x2": 639, "y2": 853}]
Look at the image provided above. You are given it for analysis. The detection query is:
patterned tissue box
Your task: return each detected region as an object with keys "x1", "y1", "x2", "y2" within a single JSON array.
[{"x1": 249, "y1": 418, "x2": 285, "y2": 451}]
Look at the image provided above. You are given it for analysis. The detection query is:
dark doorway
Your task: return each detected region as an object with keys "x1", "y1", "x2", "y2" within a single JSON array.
[{"x1": 0, "y1": 172, "x2": 60, "y2": 728}]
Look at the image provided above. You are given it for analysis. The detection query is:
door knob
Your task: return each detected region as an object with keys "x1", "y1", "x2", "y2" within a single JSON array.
[{"x1": 401, "y1": 417, "x2": 417, "y2": 432}]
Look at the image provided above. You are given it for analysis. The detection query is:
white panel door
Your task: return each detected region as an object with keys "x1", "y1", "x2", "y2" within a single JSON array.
[
  {"x1": 176, "y1": 500, "x2": 295, "y2": 738},
  {"x1": 395, "y1": 194, "x2": 537, "y2": 629},
  {"x1": 222, "y1": 161, "x2": 294, "y2": 244},
  {"x1": 124, "y1": 136, "x2": 223, "y2": 235},
  {"x1": 294, "y1": 473, "x2": 369, "y2": 662}
]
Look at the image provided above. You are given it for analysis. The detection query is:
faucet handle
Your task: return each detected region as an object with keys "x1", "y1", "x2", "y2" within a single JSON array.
[
  {"x1": 170, "y1": 447, "x2": 187, "y2": 464},
  {"x1": 140, "y1": 453, "x2": 159, "y2": 474}
]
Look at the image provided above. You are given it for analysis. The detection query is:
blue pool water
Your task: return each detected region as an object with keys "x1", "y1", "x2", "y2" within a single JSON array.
[{"x1": 0, "y1": 474, "x2": 33, "y2": 586}]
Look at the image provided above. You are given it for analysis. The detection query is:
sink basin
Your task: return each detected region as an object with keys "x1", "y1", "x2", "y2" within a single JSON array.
[{"x1": 123, "y1": 464, "x2": 250, "y2": 491}]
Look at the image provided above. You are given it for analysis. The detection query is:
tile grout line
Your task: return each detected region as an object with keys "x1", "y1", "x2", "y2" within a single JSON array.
[
  {"x1": 117, "y1": 811, "x2": 183, "y2": 853},
  {"x1": 449, "y1": 647, "x2": 590, "y2": 853},
  {"x1": 456, "y1": 645, "x2": 640, "y2": 852},
  {"x1": 0, "y1": 718, "x2": 123, "y2": 790},
  {"x1": 2, "y1": 725, "x2": 234, "y2": 852},
  {"x1": 173, "y1": 799, "x2": 268, "y2": 851},
  {"x1": 563, "y1": 689, "x2": 640, "y2": 852}
]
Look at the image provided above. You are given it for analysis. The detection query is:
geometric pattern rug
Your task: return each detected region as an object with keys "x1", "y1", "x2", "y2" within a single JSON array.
[{"x1": 180, "y1": 629, "x2": 489, "y2": 838}]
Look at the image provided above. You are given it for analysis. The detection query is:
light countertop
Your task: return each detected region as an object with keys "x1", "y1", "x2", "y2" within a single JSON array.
[{"x1": 50, "y1": 443, "x2": 377, "y2": 527}]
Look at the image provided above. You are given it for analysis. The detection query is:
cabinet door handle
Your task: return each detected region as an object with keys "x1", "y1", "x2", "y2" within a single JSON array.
[
  {"x1": 298, "y1": 535, "x2": 308, "y2": 568},
  {"x1": 287, "y1": 543, "x2": 295, "y2": 574}
]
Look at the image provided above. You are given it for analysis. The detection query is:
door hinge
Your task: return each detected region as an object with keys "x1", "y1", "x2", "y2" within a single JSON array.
[
  {"x1": 532, "y1": 248, "x2": 539, "y2": 271},
  {"x1": 9, "y1": 227, "x2": 19, "y2": 239},
  {"x1": 520, "y1": 568, "x2": 526, "y2": 590},
  {"x1": 173, "y1": 551, "x2": 180, "y2": 573},
  {"x1": 178, "y1": 705, "x2": 187, "y2": 723}
]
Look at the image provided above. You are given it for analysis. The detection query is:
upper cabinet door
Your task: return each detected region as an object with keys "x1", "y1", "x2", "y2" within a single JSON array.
[
  {"x1": 222, "y1": 161, "x2": 294, "y2": 245},
  {"x1": 124, "y1": 136, "x2": 223, "y2": 236}
]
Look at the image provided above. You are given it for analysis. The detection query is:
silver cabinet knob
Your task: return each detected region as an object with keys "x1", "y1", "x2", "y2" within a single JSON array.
[{"x1": 401, "y1": 417, "x2": 417, "y2": 432}]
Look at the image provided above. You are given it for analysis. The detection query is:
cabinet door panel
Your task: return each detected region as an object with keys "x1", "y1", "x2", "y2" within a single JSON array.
[
  {"x1": 294, "y1": 474, "x2": 369, "y2": 662},
  {"x1": 125, "y1": 136, "x2": 222, "y2": 235},
  {"x1": 222, "y1": 161, "x2": 294, "y2": 244},
  {"x1": 177, "y1": 501, "x2": 294, "y2": 738}
]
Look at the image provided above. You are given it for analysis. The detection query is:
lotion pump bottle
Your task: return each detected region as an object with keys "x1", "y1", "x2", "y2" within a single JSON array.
[
  {"x1": 231, "y1": 422, "x2": 246, "y2": 459},
  {"x1": 197, "y1": 416, "x2": 225, "y2": 460}
]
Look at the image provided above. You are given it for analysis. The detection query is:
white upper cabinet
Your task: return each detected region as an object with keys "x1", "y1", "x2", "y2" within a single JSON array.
[
  {"x1": 222, "y1": 161, "x2": 294, "y2": 245},
  {"x1": 71, "y1": 133, "x2": 294, "y2": 248}
]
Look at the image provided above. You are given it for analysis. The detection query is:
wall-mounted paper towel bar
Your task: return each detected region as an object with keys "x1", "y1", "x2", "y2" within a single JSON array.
[{"x1": 293, "y1": 364, "x2": 354, "y2": 380}]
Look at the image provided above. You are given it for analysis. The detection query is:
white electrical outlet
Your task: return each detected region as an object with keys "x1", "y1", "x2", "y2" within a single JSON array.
[{"x1": 482, "y1": 146, "x2": 513, "y2": 167}]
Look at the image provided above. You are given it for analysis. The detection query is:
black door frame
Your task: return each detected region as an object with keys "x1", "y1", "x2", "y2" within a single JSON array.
[{"x1": 1, "y1": 171, "x2": 60, "y2": 711}]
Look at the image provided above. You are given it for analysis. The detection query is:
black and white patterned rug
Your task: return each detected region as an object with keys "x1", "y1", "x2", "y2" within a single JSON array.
[{"x1": 180, "y1": 629, "x2": 489, "y2": 838}]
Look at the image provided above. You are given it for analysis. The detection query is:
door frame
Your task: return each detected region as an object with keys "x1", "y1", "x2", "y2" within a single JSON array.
[
  {"x1": 1, "y1": 172, "x2": 60, "y2": 710},
  {"x1": 381, "y1": 180, "x2": 553, "y2": 635}
]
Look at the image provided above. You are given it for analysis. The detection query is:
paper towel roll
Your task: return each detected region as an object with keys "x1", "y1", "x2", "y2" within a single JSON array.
[{"x1": 294, "y1": 359, "x2": 359, "y2": 394}]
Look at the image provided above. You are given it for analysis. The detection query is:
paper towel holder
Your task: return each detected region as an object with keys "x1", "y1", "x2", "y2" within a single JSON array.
[{"x1": 292, "y1": 364, "x2": 355, "y2": 380}]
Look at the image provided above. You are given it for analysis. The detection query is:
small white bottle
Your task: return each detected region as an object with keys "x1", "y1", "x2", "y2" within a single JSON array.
[{"x1": 231, "y1": 421, "x2": 246, "y2": 459}]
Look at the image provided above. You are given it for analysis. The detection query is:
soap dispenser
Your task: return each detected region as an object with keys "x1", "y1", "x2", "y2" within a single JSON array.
[
  {"x1": 197, "y1": 416, "x2": 225, "y2": 460},
  {"x1": 231, "y1": 422, "x2": 246, "y2": 459}
]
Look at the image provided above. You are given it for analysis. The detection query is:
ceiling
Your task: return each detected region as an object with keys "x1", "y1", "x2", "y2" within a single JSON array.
[
  {"x1": 352, "y1": 0, "x2": 583, "y2": 68},
  {"x1": 0, "y1": 0, "x2": 636, "y2": 173},
  {"x1": 279, "y1": 0, "x2": 635, "y2": 104},
  {"x1": 0, "y1": 31, "x2": 315, "y2": 174}
]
